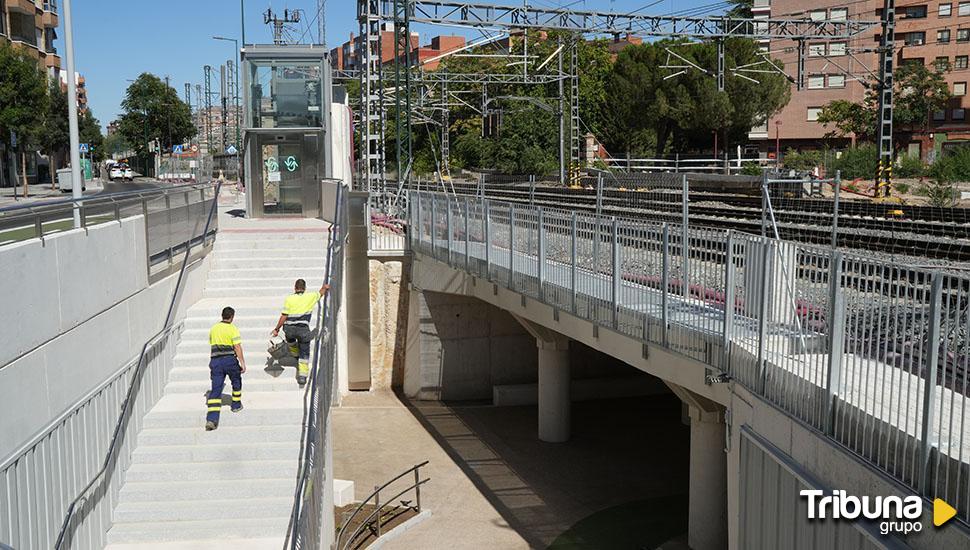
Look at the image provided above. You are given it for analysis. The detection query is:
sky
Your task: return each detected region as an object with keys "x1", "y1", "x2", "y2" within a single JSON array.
[{"x1": 59, "y1": 1, "x2": 724, "y2": 131}]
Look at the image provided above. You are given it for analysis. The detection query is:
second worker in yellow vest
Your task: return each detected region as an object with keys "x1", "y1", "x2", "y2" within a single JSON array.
[{"x1": 271, "y1": 278, "x2": 330, "y2": 386}]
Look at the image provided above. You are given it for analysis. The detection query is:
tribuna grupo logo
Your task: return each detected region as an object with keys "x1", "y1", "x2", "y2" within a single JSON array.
[{"x1": 800, "y1": 490, "x2": 957, "y2": 536}]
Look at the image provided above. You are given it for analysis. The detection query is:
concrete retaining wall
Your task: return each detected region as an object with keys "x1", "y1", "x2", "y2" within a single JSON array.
[
  {"x1": 0, "y1": 216, "x2": 209, "y2": 460},
  {"x1": 369, "y1": 258, "x2": 410, "y2": 390}
]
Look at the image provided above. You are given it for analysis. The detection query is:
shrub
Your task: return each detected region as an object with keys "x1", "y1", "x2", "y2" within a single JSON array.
[
  {"x1": 831, "y1": 145, "x2": 879, "y2": 180},
  {"x1": 929, "y1": 145, "x2": 970, "y2": 183},
  {"x1": 895, "y1": 154, "x2": 924, "y2": 178},
  {"x1": 919, "y1": 178, "x2": 959, "y2": 207},
  {"x1": 741, "y1": 161, "x2": 764, "y2": 176},
  {"x1": 781, "y1": 148, "x2": 821, "y2": 172},
  {"x1": 894, "y1": 181, "x2": 911, "y2": 194}
]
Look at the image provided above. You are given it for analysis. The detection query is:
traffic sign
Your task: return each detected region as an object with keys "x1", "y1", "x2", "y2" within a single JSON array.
[
  {"x1": 226, "y1": 145, "x2": 238, "y2": 155},
  {"x1": 190, "y1": 144, "x2": 199, "y2": 153},
  {"x1": 79, "y1": 143, "x2": 89, "y2": 154},
  {"x1": 173, "y1": 144, "x2": 184, "y2": 154}
]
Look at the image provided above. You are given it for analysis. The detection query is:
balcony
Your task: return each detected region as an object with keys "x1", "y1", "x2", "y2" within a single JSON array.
[
  {"x1": 42, "y1": 10, "x2": 58, "y2": 28},
  {"x1": 44, "y1": 0, "x2": 59, "y2": 14}
]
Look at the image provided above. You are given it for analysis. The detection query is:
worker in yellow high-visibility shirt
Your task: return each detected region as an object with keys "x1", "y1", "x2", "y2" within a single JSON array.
[
  {"x1": 206, "y1": 306, "x2": 246, "y2": 431},
  {"x1": 271, "y1": 279, "x2": 330, "y2": 386}
]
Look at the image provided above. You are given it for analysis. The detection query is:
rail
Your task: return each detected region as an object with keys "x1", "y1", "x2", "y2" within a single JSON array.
[
  {"x1": 286, "y1": 182, "x2": 349, "y2": 548},
  {"x1": 0, "y1": 182, "x2": 219, "y2": 269},
  {"x1": 336, "y1": 462, "x2": 431, "y2": 550},
  {"x1": 410, "y1": 190, "x2": 970, "y2": 525},
  {"x1": 367, "y1": 189, "x2": 408, "y2": 255},
  {"x1": 51, "y1": 182, "x2": 222, "y2": 549}
]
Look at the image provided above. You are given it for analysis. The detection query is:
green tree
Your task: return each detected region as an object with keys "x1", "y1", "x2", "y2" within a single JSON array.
[
  {"x1": 602, "y1": 39, "x2": 789, "y2": 158},
  {"x1": 104, "y1": 131, "x2": 133, "y2": 159},
  {"x1": 726, "y1": 0, "x2": 754, "y2": 17},
  {"x1": 0, "y1": 42, "x2": 49, "y2": 192},
  {"x1": 39, "y1": 80, "x2": 70, "y2": 185},
  {"x1": 817, "y1": 63, "x2": 951, "y2": 144},
  {"x1": 118, "y1": 73, "x2": 195, "y2": 156},
  {"x1": 79, "y1": 113, "x2": 105, "y2": 162}
]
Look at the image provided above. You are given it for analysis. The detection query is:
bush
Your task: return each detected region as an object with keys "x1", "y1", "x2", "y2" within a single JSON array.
[
  {"x1": 919, "y1": 178, "x2": 959, "y2": 207},
  {"x1": 895, "y1": 155, "x2": 924, "y2": 178},
  {"x1": 781, "y1": 148, "x2": 821, "y2": 172},
  {"x1": 929, "y1": 145, "x2": 970, "y2": 183},
  {"x1": 741, "y1": 161, "x2": 764, "y2": 176},
  {"x1": 831, "y1": 145, "x2": 879, "y2": 180},
  {"x1": 894, "y1": 181, "x2": 911, "y2": 194}
]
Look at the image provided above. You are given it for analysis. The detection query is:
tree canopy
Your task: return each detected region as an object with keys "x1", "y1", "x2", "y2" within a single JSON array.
[
  {"x1": 118, "y1": 73, "x2": 195, "y2": 155},
  {"x1": 817, "y1": 62, "x2": 951, "y2": 143},
  {"x1": 38, "y1": 80, "x2": 106, "y2": 165},
  {"x1": 0, "y1": 43, "x2": 49, "y2": 151}
]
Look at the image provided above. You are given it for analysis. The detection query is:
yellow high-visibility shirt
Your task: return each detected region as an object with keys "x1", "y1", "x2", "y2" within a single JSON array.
[
  {"x1": 282, "y1": 291, "x2": 321, "y2": 326},
  {"x1": 209, "y1": 321, "x2": 241, "y2": 357}
]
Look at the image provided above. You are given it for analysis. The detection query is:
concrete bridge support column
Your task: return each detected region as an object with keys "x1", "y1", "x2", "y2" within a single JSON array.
[
  {"x1": 513, "y1": 314, "x2": 572, "y2": 443},
  {"x1": 667, "y1": 383, "x2": 728, "y2": 550},
  {"x1": 537, "y1": 334, "x2": 571, "y2": 443}
]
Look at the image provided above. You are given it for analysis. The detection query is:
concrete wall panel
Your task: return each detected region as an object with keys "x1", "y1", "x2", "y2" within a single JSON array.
[
  {"x1": 0, "y1": 239, "x2": 62, "y2": 366},
  {"x1": 0, "y1": 350, "x2": 51, "y2": 459}
]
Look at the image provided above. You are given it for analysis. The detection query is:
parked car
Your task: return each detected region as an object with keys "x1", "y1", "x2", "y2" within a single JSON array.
[{"x1": 109, "y1": 163, "x2": 133, "y2": 182}]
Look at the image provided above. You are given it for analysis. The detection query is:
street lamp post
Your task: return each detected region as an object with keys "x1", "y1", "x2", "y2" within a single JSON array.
[
  {"x1": 63, "y1": 0, "x2": 83, "y2": 227},
  {"x1": 774, "y1": 120, "x2": 783, "y2": 170}
]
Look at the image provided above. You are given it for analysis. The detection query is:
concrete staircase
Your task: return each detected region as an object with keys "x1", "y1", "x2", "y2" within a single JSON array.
[{"x1": 105, "y1": 218, "x2": 330, "y2": 549}]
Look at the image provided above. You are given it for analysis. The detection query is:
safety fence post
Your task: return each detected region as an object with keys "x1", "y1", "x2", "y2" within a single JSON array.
[
  {"x1": 722, "y1": 231, "x2": 736, "y2": 373},
  {"x1": 661, "y1": 223, "x2": 670, "y2": 347},
  {"x1": 612, "y1": 218, "x2": 621, "y2": 329},
  {"x1": 509, "y1": 204, "x2": 515, "y2": 291},
  {"x1": 446, "y1": 199, "x2": 453, "y2": 266},
  {"x1": 538, "y1": 207, "x2": 545, "y2": 301},
  {"x1": 484, "y1": 199, "x2": 491, "y2": 280},
  {"x1": 919, "y1": 272, "x2": 944, "y2": 495},
  {"x1": 571, "y1": 212, "x2": 577, "y2": 315},
  {"x1": 464, "y1": 196, "x2": 470, "y2": 271},
  {"x1": 824, "y1": 251, "x2": 845, "y2": 436}
]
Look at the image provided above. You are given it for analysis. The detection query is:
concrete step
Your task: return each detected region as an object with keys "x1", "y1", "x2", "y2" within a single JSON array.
[
  {"x1": 137, "y1": 425, "x2": 302, "y2": 447},
  {"x1": 179, "y1": 327, "x2": 310, "y2": 343},
  {"x1": 182, "y1": 315, "x2": 280, "y2": 331},
  {"x1": 205, "y1": 286, "x2": 323, "y2": 298},
  {"x1": 216, "y1": 231, "x2": 327, "y2": 241},
  {"x1": 204, "y1": 278, "x2": 324, "y2": 291},
  {"x1": 113, "y1": 497, "x2": 293, "y2": 523},
  {"x1": 131, "y1": 441, "x2": 299, "y2": 463},
  {"x1": 165, "y1": 378, "x2": 304, "y2": 395},
  {"x1": 214, "y1": 249, "x2": 328, "y2": 260},
  {"x1": 166, "y1": 365, "x2": 306, "y2": 383},
  {"x1": 124, "y1": 459, "x2": 297, "y2": 483},
  {"x1": 207, "y1": 267, "x2": 323, "y2": 280},
  {"x1": 210, "y1": 258, "x2": 328, "y2": 270},
  {"x1": 118, "y1": 478, "x2": 295, "y2": 503},
  {"x1": 215, "y1": 239, "x2": 325, "y2": 250},
  {"x1": 106, "y1": 517, "x2": 290, "y2": 544}
]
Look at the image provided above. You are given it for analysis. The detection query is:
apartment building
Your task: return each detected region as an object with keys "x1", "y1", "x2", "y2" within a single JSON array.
[
  {"x1": 0, "y1": 0, "x2": 62, "y2": 188},
  {"x1": 750, "y1": 1, "x2": 970, "y2": 161},
  {"x1": 329, "y1": 26, "x2": 466, "y2": 72},
  {"x1": 59, "y1": 71, "x2": 87, "y2": 114}
]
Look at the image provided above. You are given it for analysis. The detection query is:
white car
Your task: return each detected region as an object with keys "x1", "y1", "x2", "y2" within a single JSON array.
[{"x1": 109, "y1": 163, "x2": 133, "y2": 182}]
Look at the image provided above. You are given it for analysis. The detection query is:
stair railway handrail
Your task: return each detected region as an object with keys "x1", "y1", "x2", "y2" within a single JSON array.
[
  {"x1": 52, "y1": 182, "x2": 223, "y2": 550},
  {"x1": 285, "y1": 181, "x2": 348, "y2": 548},
  {"x1": 0, "y1": 181, "x2": 216, "y2": 242},
  {"x1": 336, "y1": 461, "x2": 431, "y2": 550}
]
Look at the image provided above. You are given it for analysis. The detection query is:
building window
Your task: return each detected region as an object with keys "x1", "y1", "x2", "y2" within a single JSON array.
[
  {"x1": 828, "y1": 74, "x2": 846, "y2": 88},
  {"x1": 903, "y1": 5, "x2": 928, "y2": 17},
  {"x1": 9, "y1": 12, "x2": 37, "y2": 46},
  {"x1": 934, "y1": 110, "x2": 948, "y2": 121},
  {"x1": 807, "y1": 107, "x2": 823, "y2": 121},
  {"x1": 809, "y1": 9, "x2": 827, "y2": 21},
  {"x1": 831, "y1": 7, "x2": 848, "y2": 21},
  {"x1": 829, "y1": 42, "x2": 847, "y2": 56},
  {"x1": 960, "y1": 1, "x2": 970, "y2": 15},
  {"x1": 957, "y1": 55, "x2": 969, "y2": 69},
  {"x1": 955, "y1": 109, "x2": 967, "y2": 120},
  {"x1": 905, "y1": 32, "x2": 926, "y2": 46},
  {"x1": 955, "y1": 82, "x2": 967, "y2": 95},
  {"x1": 936, "y1": 56, "x2": 951, "y2": 71},
  {"x1": 939, "y1": 29, "x2": 952, "y2": 42},
  {"x1": 809, "y1": 43, "x2": 826, "y2": 57},
  {"x1": 0, "y1": 0, "x2": 6, "y2": 37},
  {"x1": 959, "y1": 29, "x2": 970, "y2": 42},
  {"x1": 941, "y1": 2, "x2": 953, "y2": 16},
  {"x1": 808, "y1": 74, "x2": 825, "y2": 89}
]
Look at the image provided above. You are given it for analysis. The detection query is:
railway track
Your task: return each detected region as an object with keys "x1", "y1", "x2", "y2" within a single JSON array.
[{"x1": 445, "y1": 183, "x2": 970, "y2": 263}]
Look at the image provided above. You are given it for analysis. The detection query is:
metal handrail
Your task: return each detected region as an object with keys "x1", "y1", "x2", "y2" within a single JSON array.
[
  {"x1": 285, "y1": 182, "x2": 347, "y2": 548},
  {"x1": 337, "y1": 461, "x2": 431, "y2": 550},
  {"x1": 53, "y1": 182, "x2": 222, "y2": 550},
  {"x1": 0, "y1": 181, "x2": 213, "y2": 215}
]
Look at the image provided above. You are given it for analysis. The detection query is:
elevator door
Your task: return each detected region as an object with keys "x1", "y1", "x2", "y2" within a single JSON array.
[{"x1": 256, "y1": 133, "x2": 321, "y2": 216}]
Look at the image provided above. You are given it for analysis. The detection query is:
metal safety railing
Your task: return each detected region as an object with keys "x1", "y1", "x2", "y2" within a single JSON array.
[
  {"x1": 410, "y1": 190, "x2": 970, "y2": 525},
  {"x1": 367, "y1": 186, "x2": 409, "y2": 255},
  {"x1": 0, "y1": 182, "x2": 219, "y2": 271},
  {"x1": 31, "y1": 182, "x2": 222, "y2": 550},
  {"x1": 336, "y1": 462, "x2": 430, "y2": 550},
  {"x1": 286, "y1": 182, "x2": 349, "y2": 549}
]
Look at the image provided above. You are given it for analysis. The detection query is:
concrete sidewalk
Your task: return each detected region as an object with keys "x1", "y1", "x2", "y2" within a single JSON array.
[{"x1": 332, "y1": 391, "x2": 690, "y2": 550}]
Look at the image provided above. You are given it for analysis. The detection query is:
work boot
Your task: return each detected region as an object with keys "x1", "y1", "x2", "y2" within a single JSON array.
[
  {"x1": 231, "y1": 403, "x2": 244, "y2": 413},
  {"x1": 205, "y1": 421, "x2": 218, "y2": 431},
  {"x1": 296, "y1": 375, "x2": 307, "y2": 387}
]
